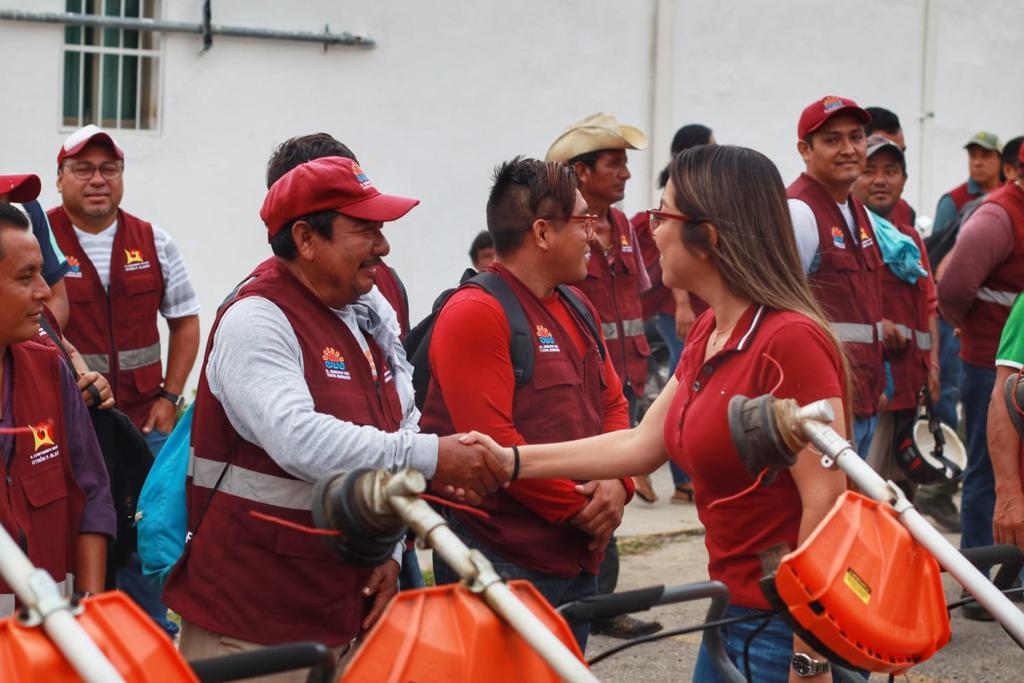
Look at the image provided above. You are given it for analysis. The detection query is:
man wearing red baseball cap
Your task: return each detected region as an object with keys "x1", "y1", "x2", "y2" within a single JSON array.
[
  {"x1": 787, "y1": 95, "x2": 887, "y2": 457},
  {"x1": 163, "y1": 156, "x2": 507, "y2": 664}
]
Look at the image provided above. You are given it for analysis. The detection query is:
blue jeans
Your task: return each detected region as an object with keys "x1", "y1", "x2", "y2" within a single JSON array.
[
  {"x1": 693, "y1": 606, "x2": 853, "y2": 682},
  {"x1": 655, "y1": 313, "x2": 691, "y2": 487},
  {"x1": 935, "y1": 319, "x2": 962, "y2": 429},
  {"x1": 960, "y1": 361, "x2": 997, "y2": 557},
  {"x1": 852, "y1": 415, "x2": 878, "y2": 459},
  {"x1": 143, "y1": 428, "x2": 169, "y2": 456},
  {"x1": 433, "y1": 514, "x2": 597, "y2": 651},
  {"x1": 118, "y1": 553, "x2": 179, "y2": 637},
  {"x1": 398, "y1": 545, "x2": 425, "y2": 590}
]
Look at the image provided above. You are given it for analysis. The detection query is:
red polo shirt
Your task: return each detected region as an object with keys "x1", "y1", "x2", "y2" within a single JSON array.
[{"x1": 664, "y1": 305, "x2": 845, "y2": 609}]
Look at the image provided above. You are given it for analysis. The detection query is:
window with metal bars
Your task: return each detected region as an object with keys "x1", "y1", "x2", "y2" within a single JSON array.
[{"x1": 62, "y1": 0, "x2": 161, "y2": 130}]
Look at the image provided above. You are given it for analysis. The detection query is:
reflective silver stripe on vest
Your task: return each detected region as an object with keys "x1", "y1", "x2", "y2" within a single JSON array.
[
  {"x1": 977, "y1": 287, "x2": 1018, "y2": 307},
  {"x1": 876, "y1": 321, "x2": 886, "y2": 339},
  {"x1": 190, "y1": 454, "x2": 313, "y2": 511},
  {"x1": 119, "y1": 342, "x2": 161, "y2": 370},
  {"x1": 832, "y1": 322, "x2": 878, "y2": 344},
  {"x1": 893, "y1": 323, "x2": 932, "y2": 351},
  {"x1": 0, "y1": 575, "x2": 72, "y2": 618},
  {"x1": 81, "y1": 353, "x2": 110, "y2": 374},
  {"x1": 601, "y1": 319, "x2": 644, "y2": 341}
]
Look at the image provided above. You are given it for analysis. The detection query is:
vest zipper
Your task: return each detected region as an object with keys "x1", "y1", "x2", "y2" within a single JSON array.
[
  {"x1": 4, "y1": 462, "x2": 28, "y2": 553},
  {"x1": 607, "y1": 267, "x2": 630, "y2": 392}
]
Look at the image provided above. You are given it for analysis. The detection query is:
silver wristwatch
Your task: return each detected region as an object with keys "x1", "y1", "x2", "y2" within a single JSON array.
[{"x1": 791, "y1": 652, "x2": 831, "y2": 677}]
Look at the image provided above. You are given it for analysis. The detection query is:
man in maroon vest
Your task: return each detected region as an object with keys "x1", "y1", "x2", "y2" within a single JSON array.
[
  {"x1": 933, "y1": 131, "x2": 1003, "y2": 236},
  {"x1": 163, "y1": 156, "x2": 505, "y2": 666},
  {"x1": 853, "y1": 136, "x2": 939, "y2": 486},
  {"x1": 47, "y1": 125, "x2": 201, "y2": 453},
  {"x1": 0, "y1": 202, "x2": 115, "y2": 617},
  {"x1": 420, "y1": 157, "x2": 635, "y2": 649},
  {"x1": 864, "y1": 106, "x2": 916, "y2": 227},
  {"x1": 545, "y1": 114, "x2": 661, "y2": 638},
  {"x1": 938, "y1": 141, "x2": 1024, "y2": 617},
  {"x1": 787, "y1": 95, "x2": 886, "y2": 457}
]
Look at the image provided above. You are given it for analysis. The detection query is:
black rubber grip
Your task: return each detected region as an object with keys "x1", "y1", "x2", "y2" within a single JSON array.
[
  {"x1": 189, "y1": 641, "x2": 335, "y2": 683},
  {"x1": 559, "y1": 585, "x2": 665, "y2": 624},
  {"x1": 960, "y1": 544, "x2": 1024, "y2": 589}
]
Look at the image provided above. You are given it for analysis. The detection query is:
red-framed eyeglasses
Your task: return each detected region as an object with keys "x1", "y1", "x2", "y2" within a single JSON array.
[{"x1": 646, "y1": 209, "x2": 688, "y2": 230}]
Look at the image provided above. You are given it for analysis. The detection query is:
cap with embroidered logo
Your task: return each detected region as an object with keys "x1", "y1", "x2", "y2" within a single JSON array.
[
  {"x1": 797, "y1": 96, "x2": 871, "y2": 139},
  {"x1": 963, "y1": 131, "x2": 1001, "y2": 153},
  {"x1": 0, "y1": 174, "x2": 41, "y2": 203},
  {"x1": 260, "y1": 156, "x2": 420, "y2": 239}
]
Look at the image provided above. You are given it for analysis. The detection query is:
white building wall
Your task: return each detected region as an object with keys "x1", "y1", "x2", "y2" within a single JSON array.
[{"x1": 2, "y1": 0, "x2": 1021, "y2": 393}]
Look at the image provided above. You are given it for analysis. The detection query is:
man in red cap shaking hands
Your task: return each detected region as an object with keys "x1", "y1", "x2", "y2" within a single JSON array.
[
  {"x1": 162, "y1": 156, "x2": 506, "y2": 670},
  {"x1": 788, "y1": 96, "x2": 887, "y2": 457}
]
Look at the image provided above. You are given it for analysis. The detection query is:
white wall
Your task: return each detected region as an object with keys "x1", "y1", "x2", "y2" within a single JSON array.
[{"x1": 2, "y1": 0, "x2": 1021, "y2": 394}]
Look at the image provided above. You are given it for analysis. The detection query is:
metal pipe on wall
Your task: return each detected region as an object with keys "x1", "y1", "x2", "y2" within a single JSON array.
[
  {"x1": 648, "y1": 0, "x2": 677, "y2": 208},
  {"x1": 917, "y1": 0, "x2": 938, "y2": 228},
  {"x1": 0, "y1": 9, "x2": 375, "y2": 49}
]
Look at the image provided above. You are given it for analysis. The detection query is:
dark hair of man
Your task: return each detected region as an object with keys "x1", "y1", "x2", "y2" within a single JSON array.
[
  {"x1": 0, "y1": 203, "x2": 31, "y2": 260},
  {"x1": 468, "y1": 229, "x2": 494, "y2": 262},
  {"x1": 658, "y1": 123, "x2": 714, "y2": 187},
  {"x1": 566, "y1": 149, "x2": 605, "y2": 170},
  {"x1": 269, "y1": 210, "x2": 337, "y2": 260},
  {"x1": 864, "y1": 107, "x2": 902, "y2": 136},
  {"x1": 486, "y1": 156, "x2": 577, "y2": 256},
  {"x1": 1002, "y1": 136, "x2": 1023, "y2": 171},
  {"x1": 266, "y1": 133, "x2": 357, "y2": 188}
]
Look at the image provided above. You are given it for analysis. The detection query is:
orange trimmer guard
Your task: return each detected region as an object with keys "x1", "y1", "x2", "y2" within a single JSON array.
[
  {"x1": 761, "y1": 491, "x2": 950, "y2": 674},
  {"x1": 344, "y1": 579, "x2": 585, "y2": 682},
  {"x1": 0, "y1": 590, "x2": 197, "y2": 682}
]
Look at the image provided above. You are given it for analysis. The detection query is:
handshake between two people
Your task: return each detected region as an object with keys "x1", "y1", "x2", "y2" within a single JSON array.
[{"x1": 431, "y1": 433, "x2": 626, "y2": 550}]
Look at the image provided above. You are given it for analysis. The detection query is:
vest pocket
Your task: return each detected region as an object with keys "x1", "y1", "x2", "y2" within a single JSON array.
[
  {"x1": 530, "y1": 358, "x2": 583, "y2": 390},
  {"x1": 121, "y1": 272, "x2": 160, "y2": 297},
  {"x1": 22, "y1": 466, "x2": 69, "y2": 508},
  {"x1": 131, "y1": 362, "x2": 164, "y2": 393}
]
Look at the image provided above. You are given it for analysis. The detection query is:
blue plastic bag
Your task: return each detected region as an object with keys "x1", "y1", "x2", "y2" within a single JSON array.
[{"x1": 136, "y1": 403, "x2": 193, "y2": 588}]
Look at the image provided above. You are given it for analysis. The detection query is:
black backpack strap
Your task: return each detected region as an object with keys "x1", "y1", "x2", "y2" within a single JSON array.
[
  {"x1": 556, "y1": 285, "x2": 607, "y2": 362},
  {"x1": 471, "y1": 271, "x2": 534, "y2": 387}
]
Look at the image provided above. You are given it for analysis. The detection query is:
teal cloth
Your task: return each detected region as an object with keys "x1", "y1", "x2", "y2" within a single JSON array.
[{"x1": 868, "y1": 210, "x2": 928, "y2": 284}]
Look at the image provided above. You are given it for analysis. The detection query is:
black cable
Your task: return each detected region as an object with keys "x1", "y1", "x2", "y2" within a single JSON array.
[
  {"x1": 946, "y1": 586, "x2": 1024, "y2": 611},
  {"x1": 587, "y1": 611, "x2": 773, "y2": 666},
  {"x1": 742, "y1": 616, "x2": 771, "y2": 683}
]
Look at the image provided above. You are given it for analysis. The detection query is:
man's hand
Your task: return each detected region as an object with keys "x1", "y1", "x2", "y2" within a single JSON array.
[
  {"x1": 572, "y1": 480, "x2": 627, "y2": 551},
  {"x1": 78, "y1": 371, "x2": 114, "y2": 410},
  {"x1": 361, "y1": 559, "x2": 400, "y2": 631},
  {"x1": 926, "y1": 364, "x2": 940, "y2": 405},
  {"x1": 881, "y1": 319, "x2": 908, "y2": 352},
  {"x1": 142, "y1": 396, "x2": 176, "y2": 434},
  {"x1": 432, "y1": 433, "x2": 507, "y2": 505},
  {"x1": 994, "y1": 489, "x2": 1024, "y2": 550},
  {"x1": 877, "y1": 392, "x2": 888, "y2": 413}
]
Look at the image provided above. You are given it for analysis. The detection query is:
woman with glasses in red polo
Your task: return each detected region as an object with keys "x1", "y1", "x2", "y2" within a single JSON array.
[{"x1": 465, "y1": 144, "x2": 851, "y2": 682}]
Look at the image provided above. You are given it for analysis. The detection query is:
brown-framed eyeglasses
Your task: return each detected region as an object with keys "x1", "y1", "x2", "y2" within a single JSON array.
[{"x1": 63, "y1": 161, "x2": 124, "y2": 181}]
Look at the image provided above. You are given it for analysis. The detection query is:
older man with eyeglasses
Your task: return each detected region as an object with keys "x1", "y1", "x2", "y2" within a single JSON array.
[{"x1": 47, "y1": 124, "x2": 200, "y2": 638}]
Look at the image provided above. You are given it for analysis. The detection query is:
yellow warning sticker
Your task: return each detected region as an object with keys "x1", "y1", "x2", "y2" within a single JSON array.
[{"x1": 844, "y1": 567, "x2": 871, "y2": 605}]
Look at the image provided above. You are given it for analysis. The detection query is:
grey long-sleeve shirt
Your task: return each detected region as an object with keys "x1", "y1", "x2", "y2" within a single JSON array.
[{"x1": 937, "y1": 202, "x2": 1013, "y2": 327}]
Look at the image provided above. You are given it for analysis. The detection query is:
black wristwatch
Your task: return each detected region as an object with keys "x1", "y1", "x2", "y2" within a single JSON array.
[
  {"x1": 158, "y1": 389, "x2": 184, "y2": 408},
  {"x1": 791, "y1": 653, "x2": 831, "y2": 677}
]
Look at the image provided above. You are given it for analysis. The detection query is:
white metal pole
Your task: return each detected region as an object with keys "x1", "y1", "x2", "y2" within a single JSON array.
[{"x1": 0, "y1": 526, "x2": 124, "y2": 683}]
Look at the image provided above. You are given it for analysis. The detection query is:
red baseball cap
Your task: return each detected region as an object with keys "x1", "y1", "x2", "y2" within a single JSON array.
[
  {"x1": 0, "y1": 174, "x2": 41, "y2": 202},
  {"x1": 57, "y1": 124, "x2": 125, "y2": 165},
  {"x1": 797, "y1": 96, "x2": 871, "y2": 139},
  {"x1": 260, "y1": 157, "x2": 420, "y2": 239}
]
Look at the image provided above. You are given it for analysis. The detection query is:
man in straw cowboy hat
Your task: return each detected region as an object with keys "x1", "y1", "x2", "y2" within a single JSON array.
[{"x1": 546, "y1": 113, "x2": 662, "y2": 639}]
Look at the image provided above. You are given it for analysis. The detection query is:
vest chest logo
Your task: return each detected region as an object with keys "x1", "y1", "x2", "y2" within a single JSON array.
[
  {"x1": 619, "y1": 235, "x2": 633, "y2": 253},
  {"x1": 65, "y1": 255, "x2": 83, "y2": 278},
  {"x1": 322, "y1": 346, "x2": 351, "y2": 380},
  {"x1": 123, "y1": 248, "x2": 151, "y2": 272},
  {"x1": 536, "y1": 325, "x2": 560, "y2": 353},
  {"x1": 28, "y1": 422, "x2": 60, "y2": 466},
  {"x1": 831, "y1": 226, "x2": 846, "y2": 249},
  {"x1": 859, "y1": 227, "x2": 875, "y2": 249}
]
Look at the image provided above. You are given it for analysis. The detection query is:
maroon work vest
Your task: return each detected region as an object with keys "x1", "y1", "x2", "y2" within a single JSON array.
[
  {"x1": 960, "y1": 183, "x2": 1024, "y2": 368},
  {"x1": 948, "y1": 181, "x2": 982, "y2": 212},
  {"x1": 0, "y1": 341, "x2": 85, "y2": 612},
  {"x1": 788, "y1": 173, "x2": 885, "y2": 417},
  {"x1": 879, "y1": 217, "x2": 933, "y2": 411},
  {"x1": 889, "y1": 198, "x2": 915, "y2": 229},
  {"x1": 162, "y1": 258, "x2": 403, "y2": 646},
  {"x1": 374, "y1": 262, "x2": 410, "y2": 338},
  {"x1": 47, "y1": 207, "x2": 165, "y2": 428},
  {"x1": 574, "y1": 207, "x2": 650, "y2": 397},
  {"x1": 419, "y1": 263, "x2": 607, "y2": 577}
]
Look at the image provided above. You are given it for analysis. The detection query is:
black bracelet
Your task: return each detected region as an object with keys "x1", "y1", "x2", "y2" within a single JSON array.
[{"x1": 511, "y1": 445, "x2": 521, "y2": 482}]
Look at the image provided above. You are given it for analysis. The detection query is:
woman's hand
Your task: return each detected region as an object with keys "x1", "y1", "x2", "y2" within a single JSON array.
[{"x1": 459, "y1": 431, "x2": 515, "y2": 481}]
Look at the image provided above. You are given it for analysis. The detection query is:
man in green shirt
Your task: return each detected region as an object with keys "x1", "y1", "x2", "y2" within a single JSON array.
[{"x1": 989, "y1": 294, "x2": 1024, "y2": 550}]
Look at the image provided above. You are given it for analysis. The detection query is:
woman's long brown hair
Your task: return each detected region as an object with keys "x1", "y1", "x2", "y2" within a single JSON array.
[{"x1": 669, "y1": 144, "x2": 854, "y2": 431}]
